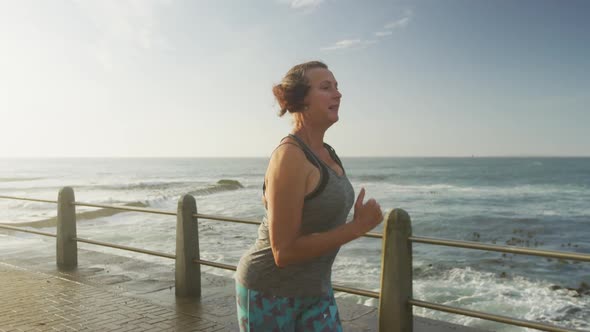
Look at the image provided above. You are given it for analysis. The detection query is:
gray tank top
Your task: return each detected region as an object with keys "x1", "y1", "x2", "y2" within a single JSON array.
[{"x1": 235, "y1": 135, "x2": 355, "y2": 297}]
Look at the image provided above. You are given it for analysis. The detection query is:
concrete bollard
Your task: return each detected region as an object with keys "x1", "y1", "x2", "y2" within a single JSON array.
[
  {"x1": 57, "y1": 187, "x2": 77, "y2": 270},
  {"x1": 175, "y1": 194, "x2": 201, "y2": 297},
  {"x1": 378, "y1": 208, "x2": 413, "y2": 332}
]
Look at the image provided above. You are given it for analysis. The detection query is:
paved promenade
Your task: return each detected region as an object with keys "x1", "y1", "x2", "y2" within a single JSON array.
[
  {"x1": 0, "y1": 262, "x2": 228, "y2": 332},
  {"x1": 0, "y1": 237, "x2": 488, "y2": 332},
  {"x1": 0, "y1": 243, "x2": 382, "y2": 332}
]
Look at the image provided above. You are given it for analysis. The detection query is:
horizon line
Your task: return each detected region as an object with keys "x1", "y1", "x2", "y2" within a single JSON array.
[{"x1": 2, "y1": 155, "x2": 590, "y2": 159}]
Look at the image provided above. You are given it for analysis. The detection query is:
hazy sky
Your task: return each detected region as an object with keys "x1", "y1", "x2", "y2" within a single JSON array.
[{"x1": 1, "y1": 0, "x2": 589, "y2": 157}]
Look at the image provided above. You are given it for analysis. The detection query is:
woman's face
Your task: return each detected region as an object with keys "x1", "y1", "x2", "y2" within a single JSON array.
[{"x1": 302, "y1": 68, "x2": 342, "y2": 127}]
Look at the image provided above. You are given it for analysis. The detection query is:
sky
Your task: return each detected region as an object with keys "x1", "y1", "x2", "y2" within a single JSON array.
[{"x1": 0, "y1": 0, "x2": 589, "y2": 157}]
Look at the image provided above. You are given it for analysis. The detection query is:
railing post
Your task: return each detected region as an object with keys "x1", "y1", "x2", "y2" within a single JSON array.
[
  {"x1": 379, "y1": 208, "x2": 413, "y2": 332},
  {"x1": 57, "y1": 187, "x2": 77, "y2": 270},
  {"x1": 175, "y1": 194, "x2": 201, "y2": 297}
]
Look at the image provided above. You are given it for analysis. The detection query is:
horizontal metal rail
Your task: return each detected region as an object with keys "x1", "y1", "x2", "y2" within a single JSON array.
[
  {"x1": 333, "y1": 284, "x2": 379, "y2": 299},
  {"x1": 411, "y1": 236, "x2": 590, "y2": 262},
  {"x1": 74, "y1": 202, "x2": 177, "y2": 216},
  {"x1": 364, "y1": 232, "x2": 382, "y2": 239},
  {"x1": 410, "y1": 299, "x2": 582, "y2": 332},
  {"x1": 0, "y1": 224, "x2": 56, "y2": 237},
  {"x1": 73, "y1": 201, "x2": 264, "y2": 226},
  {"x1": 0, "y1": 195, "x2": 57, "y2": 204},
  {"x1": 192, "y1": 213, "x2": 261, "y2": 226},
  {"x1": 0, "y1": 196, "x2": 383, "y2": 238},
  {"x1": 193, "y1": 258, "x2": 237, "y2": 271},
  {"x1": 73, "y1": 237, "x2": 175, "y2": 259}
]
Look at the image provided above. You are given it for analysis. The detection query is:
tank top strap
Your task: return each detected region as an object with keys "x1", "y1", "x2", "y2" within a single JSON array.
[
  {"x1": 286, "y1": 134, "x2": 330, "y2": 200},
  {"x1": 262, "y1": 135, "x2": 329, "y2": 201},
  {"x1": 287, "y1": 134, "x2": 323, "y2": 167},
  {"x1": 323, "y1": 142, "x2": 344, "y2": 170}
]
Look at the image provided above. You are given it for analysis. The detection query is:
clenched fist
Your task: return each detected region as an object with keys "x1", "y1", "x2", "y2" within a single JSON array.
[{"x1": 351, "y1": 187, "x2": 384, "y2": 236}]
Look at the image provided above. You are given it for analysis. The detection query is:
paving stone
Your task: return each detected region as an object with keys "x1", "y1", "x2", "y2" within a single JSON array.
[{"x1": 0, "y1": 263, "x2": 229, "y2": 331}]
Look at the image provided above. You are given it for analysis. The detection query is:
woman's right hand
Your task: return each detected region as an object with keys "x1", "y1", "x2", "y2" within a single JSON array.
[{"x1": 352, "y1": 188, "x2": 384, "y2": 236}]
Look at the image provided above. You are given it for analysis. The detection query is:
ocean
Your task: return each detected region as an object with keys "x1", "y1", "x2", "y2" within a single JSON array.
[{"x1": 0, "y1": 157, "x2": 588, "y2": 331}]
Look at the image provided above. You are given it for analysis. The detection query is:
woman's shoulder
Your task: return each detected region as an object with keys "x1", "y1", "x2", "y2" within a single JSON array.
[
  {"x1": 267, "y1": 137, "x2": 315, "y2": 178},
  {"x1": 269, "y1": 138, "x2": 306, "y2": 169}
]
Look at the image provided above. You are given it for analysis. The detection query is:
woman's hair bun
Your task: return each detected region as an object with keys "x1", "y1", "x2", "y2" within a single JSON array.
[{"x1": 272, "y1": 61, "x2": 328, "y2": 117}]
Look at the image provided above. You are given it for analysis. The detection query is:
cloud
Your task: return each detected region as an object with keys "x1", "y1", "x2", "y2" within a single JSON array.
[
  {"x1": 72, "y1": 0, "x2": 173, "y2": 69},
  {"x1": 370, "y1": 8, "x2": 412, "y2": 42},
  {"x1": 321, "y1": 39, "x2": 377, "y2": 51},
  {"x1": 279, "y1": 0, "x2": 325, "y2": 10},
  {"x1": 375, "y1": 31, "x2": 393, "y2": 37},
  {"x1": 384, "y1": 16, "x2": 411, "y2": 29},
  {"x1": 382, "y1": 9, "x2": 413, "y2": 31},
  {"x1": 322, "y1": 8, "x2": 413, "y2": 51}
]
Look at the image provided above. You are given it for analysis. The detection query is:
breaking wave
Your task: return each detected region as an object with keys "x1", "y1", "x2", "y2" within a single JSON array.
[
  {"x1": 4, "y1": 201, "x2": 149, "y2": 228},
  {"x1": 187, "y1": 179, "x2": 244, "y2": 196},
  {"x1": 0, "y1": 177, "x2": 44, "y2": 183}
]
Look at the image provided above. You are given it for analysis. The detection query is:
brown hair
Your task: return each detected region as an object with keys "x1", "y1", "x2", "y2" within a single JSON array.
[{"x1": 272, "y1": 61, "x2": 328, "y2": 116}]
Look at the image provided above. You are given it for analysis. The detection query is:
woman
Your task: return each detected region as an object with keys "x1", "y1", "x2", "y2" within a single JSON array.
[{"x1": 235, "y1": 61, "x2": 384, "y2": 331}]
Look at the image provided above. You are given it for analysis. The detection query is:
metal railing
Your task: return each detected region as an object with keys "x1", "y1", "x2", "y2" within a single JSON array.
[
  {"x1": 410, "y1": 236, "x2": 590, "y2": 262},
  {"x1": 0, "y1": 189, "x2": 588, "y2": 332}
]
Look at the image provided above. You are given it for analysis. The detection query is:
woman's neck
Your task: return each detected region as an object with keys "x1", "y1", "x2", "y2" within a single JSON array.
[{"x1": 292, "y1": 125, "x2": 325, "y2": 152}]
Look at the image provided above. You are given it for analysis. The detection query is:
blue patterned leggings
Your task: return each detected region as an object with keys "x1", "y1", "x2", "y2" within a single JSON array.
[{"x1": 235, "y1": 282, "x2": 343, "y2": 331}]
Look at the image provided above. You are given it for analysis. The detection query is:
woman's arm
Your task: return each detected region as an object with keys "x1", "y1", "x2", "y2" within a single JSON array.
[{"x1": 266, "y1": 144, "x2": 383, "y2": 268}]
